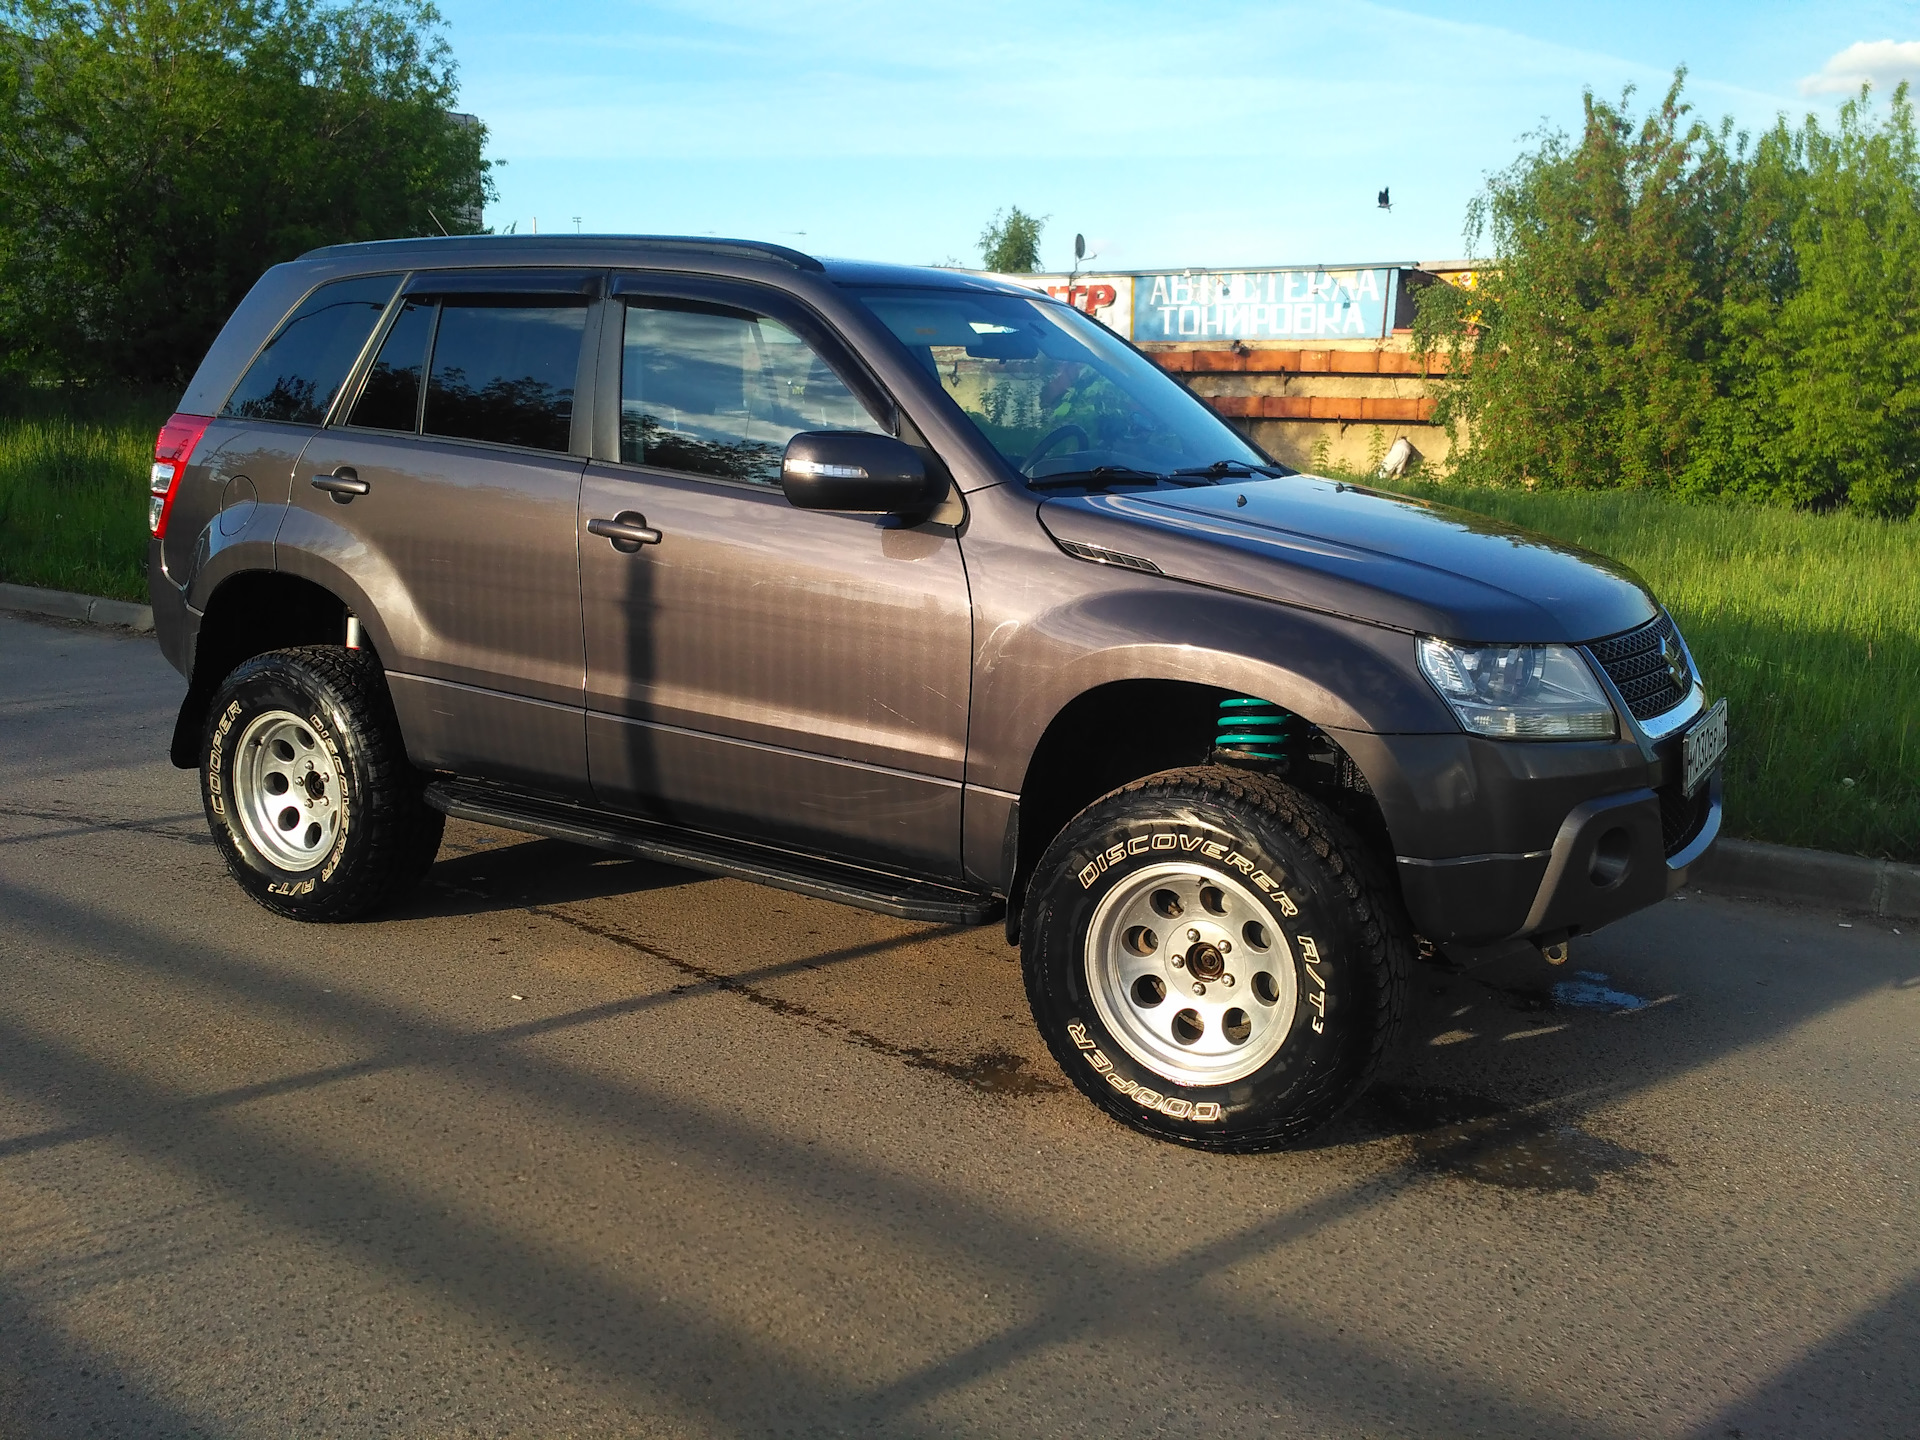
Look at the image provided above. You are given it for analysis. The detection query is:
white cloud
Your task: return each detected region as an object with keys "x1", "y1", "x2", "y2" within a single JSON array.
[{"x1": 1800, "y1": 39, "x2": 1920, "y2": 96}]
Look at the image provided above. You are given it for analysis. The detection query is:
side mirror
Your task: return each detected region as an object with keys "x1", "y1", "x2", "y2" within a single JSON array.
[{"x1": 781, "y1": 432, "x2": 947, "y2": 515}]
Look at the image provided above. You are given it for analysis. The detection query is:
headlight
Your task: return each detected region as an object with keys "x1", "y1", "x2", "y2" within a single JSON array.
[{"x1": 1417, "y1": 637, "x2": 1617, "y2": 740}]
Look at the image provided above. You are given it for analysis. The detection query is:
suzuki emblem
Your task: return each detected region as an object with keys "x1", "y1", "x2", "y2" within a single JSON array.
[{"x1": 1660, "y1": 632, "x2": 1689, "y2": 691}]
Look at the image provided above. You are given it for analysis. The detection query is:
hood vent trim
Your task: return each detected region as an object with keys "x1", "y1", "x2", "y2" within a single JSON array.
[{"x1": 1055, "y1": 538, "x2": 1163, "y2": 575}]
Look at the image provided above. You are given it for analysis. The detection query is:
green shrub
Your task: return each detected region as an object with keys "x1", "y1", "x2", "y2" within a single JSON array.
[{"x1": 1416, "y1": 75, "x2": 1920, "y2": 517}]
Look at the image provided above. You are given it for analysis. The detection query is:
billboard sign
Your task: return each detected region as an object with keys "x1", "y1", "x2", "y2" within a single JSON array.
[
  {"x1": 1133, "y1": 269, "x2": 1392, "y2": 342},
  {"x1": 997, "y1": 273, "x2": 1135, "y2": 334},
  {"x1": 994, "y1": 266, "x2": 1400, "y2": 342}
]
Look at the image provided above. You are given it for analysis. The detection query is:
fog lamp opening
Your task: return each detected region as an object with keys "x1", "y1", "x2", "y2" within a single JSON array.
[{"x1": 1589, "y1": 827, "x2": 1633, "y2": 888}]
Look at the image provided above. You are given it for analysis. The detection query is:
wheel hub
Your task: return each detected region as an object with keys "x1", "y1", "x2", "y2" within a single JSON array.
[
  {"x1": 1185, "y1": 941, "x2": 1226, "y2": 981},
  {"x1": 1083, "y1": 862, "x2": 1298, "y2": 1087},
  {"x1": 232, "y1": 710, "x2": 344, "y2": 873}
]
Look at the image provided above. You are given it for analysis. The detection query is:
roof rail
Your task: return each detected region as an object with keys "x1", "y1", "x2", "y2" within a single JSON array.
[
  {"x1": 298, "y1": 233, "x2": 825, "y2": 272},
  {"x1": 631, "y1": 235, "x2": 824, "y2": 272}
]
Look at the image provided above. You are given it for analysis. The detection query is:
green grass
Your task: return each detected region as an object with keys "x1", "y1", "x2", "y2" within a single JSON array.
[
  {"x1": 1369, "y1": 477, "x2": 1920, "y2": 862},
  {"x1": 0, "y1": 386, "x2": 172, "y2": 603}
]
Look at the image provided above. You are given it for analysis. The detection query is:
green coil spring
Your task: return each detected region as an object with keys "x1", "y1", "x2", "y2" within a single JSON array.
[{"x1": 1214, "y1": 696, "x2": 1294, "y2": 766}]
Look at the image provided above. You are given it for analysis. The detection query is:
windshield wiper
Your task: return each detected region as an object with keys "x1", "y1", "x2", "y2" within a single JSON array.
[
  {"x1": 1169, "y1": 460, "x2": 1292, "y2": 481},
  {"x1": 1024, "y1": 466, "x2": 1171, "y2": 490}
]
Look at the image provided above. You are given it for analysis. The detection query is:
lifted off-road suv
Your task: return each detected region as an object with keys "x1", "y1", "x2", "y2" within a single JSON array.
[{"x1": 150, "y1": 236, "x2": 1725, "y2": 1150}]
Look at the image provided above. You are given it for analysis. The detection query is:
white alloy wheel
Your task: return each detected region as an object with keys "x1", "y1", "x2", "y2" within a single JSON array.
[
  {"x1": 233, "y1": 709, "x2": 344, "y2": 871},
  {"x1": 1084, "y1": 862, "x2": 1299, "y2": 1086}
]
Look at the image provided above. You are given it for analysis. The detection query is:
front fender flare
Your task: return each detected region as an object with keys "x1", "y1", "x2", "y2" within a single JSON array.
[{"x1": 965, "y1": 581, "x2": 1455, "y2": 796}]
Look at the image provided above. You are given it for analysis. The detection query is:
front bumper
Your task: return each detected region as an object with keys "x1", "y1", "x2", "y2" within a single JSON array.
[
  {"x1": 1335, "y1": 726, "x2": 1722, "y2": 946},
  {"x1": 1395, "y1": 774, "x2": 1720, "y2": 945}
]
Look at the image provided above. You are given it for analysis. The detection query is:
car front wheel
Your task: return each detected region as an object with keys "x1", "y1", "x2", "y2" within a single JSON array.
[{"x1": 1021, "y1": 766, "x2": 1411, "y2": 1151}]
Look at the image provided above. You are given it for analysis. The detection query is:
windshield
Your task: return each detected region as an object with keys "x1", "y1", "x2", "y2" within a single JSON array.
[{"x1": 849, "y1": 286, "x2": 1282, "y2": 487}]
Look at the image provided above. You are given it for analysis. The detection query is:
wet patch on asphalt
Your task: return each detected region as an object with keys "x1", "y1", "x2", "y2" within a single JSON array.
[
  {"x1": 1551, "y1": 970, "x2": 1654, "y2": 1011},
  {"x1": 1359, "y1": 1084, "x2": 1661, "y2": 1193},
  {"x1": 0, "y1": 802, "x2": 212, "y2": 847},
  {"x1": 1411, "y1": 1115, "x2": 1657, "y2": 1192},
  {"x1": 914, "y1": 1047, "x2": 1054, "y2": 1096},
  {"x1": 532, "y1": 904, "x2": 1063, "y2": 1099}
]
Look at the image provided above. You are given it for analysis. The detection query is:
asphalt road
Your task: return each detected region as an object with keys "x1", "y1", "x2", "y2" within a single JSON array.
[{"x1": 2, "y1": 611, "x2": 1915, "y2": 1439}]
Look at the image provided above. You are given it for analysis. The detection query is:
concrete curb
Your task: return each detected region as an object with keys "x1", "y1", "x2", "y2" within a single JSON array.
[
  {"x1": 0, "y1": 581, "x2": 154, "y2": 632},
  {"x1": 1693, "y1": 837, "x2": 1920, "y2": 922}
]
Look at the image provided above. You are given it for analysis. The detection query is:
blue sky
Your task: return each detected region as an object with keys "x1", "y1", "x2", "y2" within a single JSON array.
[{"x1": 437, "y1": 0, "x2": 1920, "y2": 271}]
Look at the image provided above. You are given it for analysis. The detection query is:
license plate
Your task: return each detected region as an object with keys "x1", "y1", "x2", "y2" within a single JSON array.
[{"x1": 1681, "y1": 698, "x2": 1729, "y2": 797}]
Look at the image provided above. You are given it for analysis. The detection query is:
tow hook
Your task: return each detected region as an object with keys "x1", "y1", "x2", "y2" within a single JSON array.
[{"x1": 1533, "y1": 931, "x2": 1571, "y2": 966}]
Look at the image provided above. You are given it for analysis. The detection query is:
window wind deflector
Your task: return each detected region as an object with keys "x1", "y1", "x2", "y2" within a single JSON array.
[
  {"x1": 404, "y1": 269, "x2": 601, "y2": 299},
  {"x1": 618, "y1": 292, "x2": 763, "y2": 322}
]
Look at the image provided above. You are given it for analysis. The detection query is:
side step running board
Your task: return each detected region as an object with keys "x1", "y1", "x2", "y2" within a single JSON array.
[{"x1": 423, "y1": 780, "x2": 1003, "y2": 927}]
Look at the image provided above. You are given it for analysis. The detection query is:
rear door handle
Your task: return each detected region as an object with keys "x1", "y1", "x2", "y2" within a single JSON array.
[
  {"x1": 311, "y1": 468, "x2": 369, "y2": 502},
  {"x1": 588, "y1": 512, "x2": 663, "y2": 553}
]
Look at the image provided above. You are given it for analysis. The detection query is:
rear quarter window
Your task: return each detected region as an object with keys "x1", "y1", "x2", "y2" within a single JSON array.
[{"x1": 223, "y1": 275, "x2": 401, "y2": 424}]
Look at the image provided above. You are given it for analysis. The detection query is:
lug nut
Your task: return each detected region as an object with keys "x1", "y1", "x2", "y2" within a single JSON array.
[
  {"x1": 1192, "y1": 982, "x2": 1206, "y2": 996},
  {"x1": 1187, "y1": 928, "x2": 1201, "y2": 942},
  {"x1": 1219, "y1": 940, "x2": 1232, "y2": 954},
  {"x1": 1172, "y1": 955, "x2": 1184, "y2": 968},
  {"x1": 1223, "y1": 974, "x2": 1235, "y2": 987}
]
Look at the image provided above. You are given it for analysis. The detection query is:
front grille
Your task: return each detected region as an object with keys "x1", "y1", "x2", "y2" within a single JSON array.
[
  {"x1": 1659, "y1": 782, "x2": 1711, "y2": 857},
  {"x1": 1586, "y1": 612, "x2": 1690, "y2": 721}
]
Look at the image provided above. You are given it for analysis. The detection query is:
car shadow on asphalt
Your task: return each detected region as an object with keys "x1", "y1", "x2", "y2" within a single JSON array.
[
  {"x1": 1304, "y1": 903, "x2": 1919, "y2": 1199},
  {"x1": 386, "y1": 833, "x2": 710, "y2": 919}
]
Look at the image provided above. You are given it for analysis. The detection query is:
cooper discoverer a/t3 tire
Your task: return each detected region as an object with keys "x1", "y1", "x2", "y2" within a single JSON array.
[
  {"x1": 200, "y1": 646, "x2": 444, "y2": 922},
  {"x1": 1022, "y1": 766, "x2": 1411, "y2": 1151}
]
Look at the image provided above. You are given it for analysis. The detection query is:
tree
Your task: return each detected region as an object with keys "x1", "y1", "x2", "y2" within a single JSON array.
[
  {"x1": 1412, "y1": 73, "x2": 1738, "y2": 493},
  {"x1": 0, "y1": 0, "x2": 493, "y2": 385},
  {"x1": 979, "y1": 205, "x2": 1046, "y2": 272},
  {"x1": 1414, "y1": 74, "x2": 1920, "y2": 515},
  {"x1": 1688, "y1": 86, "x2": 1920, "y2": 512}
]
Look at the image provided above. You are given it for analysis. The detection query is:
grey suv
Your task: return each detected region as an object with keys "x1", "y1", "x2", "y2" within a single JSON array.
[{"x1": 149, "y1": 236, "x2": 1726, "y2": 1150}]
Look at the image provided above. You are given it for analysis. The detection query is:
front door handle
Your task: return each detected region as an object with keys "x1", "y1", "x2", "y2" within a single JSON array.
[
  {"x1": 588, "y1": 512, "x2": 663, "y2": 553},
  {"x1": 311, "y1": 468, "x2": 369, "y2": 502}
]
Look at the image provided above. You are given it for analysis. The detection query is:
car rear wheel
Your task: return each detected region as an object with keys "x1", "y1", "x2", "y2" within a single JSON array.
[
  {"x1": 1021, "y1": 765, "x2": 1412, "y2": 1151},
  {"x1": 201, "y1": 646, "x2": 443, "y2": 921}
]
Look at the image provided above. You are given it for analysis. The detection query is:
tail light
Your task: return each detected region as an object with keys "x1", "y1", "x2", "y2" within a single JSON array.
[{"x1": 150, "y1": 413, "x2": 214, "y2": 538}]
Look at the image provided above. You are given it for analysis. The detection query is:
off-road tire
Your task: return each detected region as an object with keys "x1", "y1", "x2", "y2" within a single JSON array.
[
  {"x1": 1022, "y1": 765, "x2": 1412, "y2": 1151},
  {"x1": 200, "y1": 646, "x2": 443, "y2": 922}
]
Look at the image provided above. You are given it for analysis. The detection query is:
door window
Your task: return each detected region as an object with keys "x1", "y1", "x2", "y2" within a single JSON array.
[
  {"x1": 423, "y1": 299, "x2": 587, "y2": 453},
  {"x1": 621, "y1": 302, "x2": 881, "y2": 484},
  {"x1": 223, "y1": 274, "x2": 400, "y2": 424}
]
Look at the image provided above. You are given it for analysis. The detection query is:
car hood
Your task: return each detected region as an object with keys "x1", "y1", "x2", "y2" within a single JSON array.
[{"x1": 1036, "y1": 475, "x2": 1656, "y2": 643}]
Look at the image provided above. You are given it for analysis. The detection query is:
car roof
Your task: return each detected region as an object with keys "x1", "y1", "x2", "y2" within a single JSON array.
[{"x1": 296, "y1": 235, "x2": 1041, "y2": 296}]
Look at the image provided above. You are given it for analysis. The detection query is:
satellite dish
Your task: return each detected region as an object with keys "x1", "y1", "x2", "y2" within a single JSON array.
[{"x1": 1074, "y1": 233, "x2": 1086, "y2": 260}]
